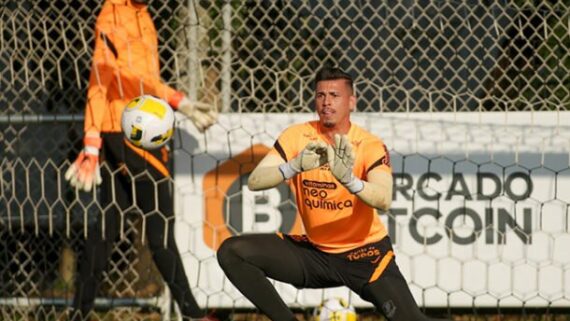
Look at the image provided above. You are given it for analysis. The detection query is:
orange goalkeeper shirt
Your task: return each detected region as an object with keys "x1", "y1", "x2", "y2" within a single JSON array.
[
  {"x1": 268, "y1": 121, "x2": 392, "y2": 253},
  {"x1": 84, "y1": 0, "x2": 182, "y2": 134}
]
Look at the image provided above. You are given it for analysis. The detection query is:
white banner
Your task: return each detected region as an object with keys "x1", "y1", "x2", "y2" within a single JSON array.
[{"x1": 174, "y1": 112, "x2": 570, "y2": 308}]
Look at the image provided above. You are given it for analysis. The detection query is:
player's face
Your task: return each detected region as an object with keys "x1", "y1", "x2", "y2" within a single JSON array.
[{"x1": 315, "y1": 79, "x2": 356, "y2": 129}]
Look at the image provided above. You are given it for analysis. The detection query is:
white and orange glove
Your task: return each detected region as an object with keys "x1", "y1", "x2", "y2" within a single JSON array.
[
  {"x1": 177, "y1": 96, "x2": 218, "y2": 133},
  {"x1": 327, "y1": 134, "x2": 364, "y2": 194},
  {"x1": 64, "y1": 132, "x2": 102, "y2": 192},
  {"x1": 278, "y1": 141, "x2": 328, "y2": 179}
]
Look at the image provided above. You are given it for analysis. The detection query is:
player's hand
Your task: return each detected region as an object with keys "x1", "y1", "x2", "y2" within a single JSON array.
[
  {"x1": 291, "y1": 141, "x2": 329, "y2": 172},
  {"x1": 279, "y1": 141, "x2": 328, "y2": 179},
  {"x1": 327, "y1": 134, "x2": 364, "y2": 193},
  {"x1": 327, "y1": 134, "x2": 355, "y2": 184},
  {"x1": 64, "y1": 134, "x2": 102, "y2": 192},
  {"x1": 177, "y1": 96, "x2": 218, "y2": 132}
]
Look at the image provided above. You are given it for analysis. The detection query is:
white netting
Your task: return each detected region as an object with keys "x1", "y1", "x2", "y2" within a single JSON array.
[{"x1": 1, "y1": 1, "x2": 569, "y2": 320}]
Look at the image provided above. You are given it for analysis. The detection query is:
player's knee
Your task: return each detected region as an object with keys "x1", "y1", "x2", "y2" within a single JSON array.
[
  {"x1": 361, "y1": 277, "x2": 430, "y2": 321},
  {"x1": 216, "y1": 236, "x2": 243, "y2": 270}
]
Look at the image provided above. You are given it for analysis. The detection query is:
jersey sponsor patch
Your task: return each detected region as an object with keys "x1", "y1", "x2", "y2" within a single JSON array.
[{"x1": 302, "y1": 179, "x2": 337, "y2": 189}]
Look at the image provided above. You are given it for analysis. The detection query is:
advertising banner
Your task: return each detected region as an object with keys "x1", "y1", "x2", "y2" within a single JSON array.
[{"x1": 174, "y1": 112, "x2": 570, "y2": 308}]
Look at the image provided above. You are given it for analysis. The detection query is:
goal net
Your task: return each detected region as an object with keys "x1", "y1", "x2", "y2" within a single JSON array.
[{"x1": 1, "y1": 0, "x2": 569, "y2": 320}]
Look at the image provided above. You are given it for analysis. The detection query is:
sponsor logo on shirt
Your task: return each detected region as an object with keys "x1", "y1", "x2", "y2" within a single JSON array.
[{"x1": 301, "y1": 179, "x2": 353, "y2": 210}]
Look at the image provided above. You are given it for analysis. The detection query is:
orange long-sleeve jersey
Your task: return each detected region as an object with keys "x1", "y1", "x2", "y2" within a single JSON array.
[
  {"x1": 268, "y1": 121, "x2": 392, "y2": 253},
  {"x1": 84, "y1": 0, "x2": 183, "y2": 134}
]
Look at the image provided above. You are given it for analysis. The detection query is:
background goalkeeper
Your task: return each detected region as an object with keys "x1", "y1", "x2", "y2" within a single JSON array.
[
  {"x1": 217, "y1": 67, "x2": 450, "y2": 321},
  {"x1": 64, "y1": 0, "x2": 216, "y2": 320}
]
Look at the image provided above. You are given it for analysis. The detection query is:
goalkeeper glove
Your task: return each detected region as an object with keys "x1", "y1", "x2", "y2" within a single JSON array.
[
  {"x1": 64, "y1": 133, "x2": 102, "y2": 192},
  {"x1": 177, "y1": 96, "x2": 218, "y2": 133},
  {"x1": 279, "y1": 141, "x2": 328, "y2": 179},
  {"x1": 327, "y1": 134, "x2": 364, "y2": 194}
]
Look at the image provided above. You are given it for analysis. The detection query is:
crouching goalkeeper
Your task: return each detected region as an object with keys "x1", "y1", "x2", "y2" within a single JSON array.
[
  {"x1": 217, "y1": 67, "x2": 450, "y2": 321},
  {"x1": 64, "y1": 0, "x2": 217, "y2": 320}
]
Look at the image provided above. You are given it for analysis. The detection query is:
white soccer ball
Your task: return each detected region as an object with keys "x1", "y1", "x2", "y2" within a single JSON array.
[
  {"x1": 313, "y1": 297, "x2": 357, "y2": 321},
  {"x1": 121, "y1": 95, "x2": 175, "y2": 150}
]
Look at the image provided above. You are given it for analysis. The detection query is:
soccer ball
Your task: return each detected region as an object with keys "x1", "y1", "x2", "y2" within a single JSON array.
[
  {"x1": 313, "y1": 298, "x2": 357, "y2": 321},
  {"x1": 121, "y1": 95, "x2": 175, "y2": 150}
]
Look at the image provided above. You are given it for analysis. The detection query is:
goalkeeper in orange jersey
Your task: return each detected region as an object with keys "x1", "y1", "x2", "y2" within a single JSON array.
[
  {"x1": 63, "y1": 0, "x2": 216, "y2": 320},
  {"x1": 217, "y1": 67, "x2": 450, "y2": 321}
]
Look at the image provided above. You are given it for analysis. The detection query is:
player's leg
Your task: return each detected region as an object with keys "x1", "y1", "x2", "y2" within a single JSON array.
[
  {"x1": 127, "y1": 143, "x2": 204, "y2": 319},
  {"x1": 360, "y1": 258, "x2": 450, "y2": 321},
  {"x1": 71, "y1": 145, "x2": 127, "y2": 321},
  {"x1": 217, "y1": 234, "x2": 341, "y2": 321},
  {"x1": 136, "y1": 178, "x2": 204, "y2": 318},
  {"x1": 217, "y1": 234, "x2": 304, "y2": 321},
  {"x1": 333, "y1": 236, "x2": 449, "y2": 321}
]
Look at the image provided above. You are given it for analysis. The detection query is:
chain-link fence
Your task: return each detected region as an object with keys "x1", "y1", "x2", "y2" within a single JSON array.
[
  {"x1": 2, "y1": 0, "x2": 569, "y2": 116},
  {"x1": 1, "y1": 0, "x2": 569, "y2": 320}
]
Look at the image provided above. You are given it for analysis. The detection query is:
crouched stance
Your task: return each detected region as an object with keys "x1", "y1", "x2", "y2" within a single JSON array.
[{"x1": 218, "y1": 67, "x2": 450, "y2": 321}]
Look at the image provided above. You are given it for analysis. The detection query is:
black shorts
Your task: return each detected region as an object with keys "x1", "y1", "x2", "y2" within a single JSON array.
[{"x1": 281, "y1": 234, "x2": 405, "y2": 295}]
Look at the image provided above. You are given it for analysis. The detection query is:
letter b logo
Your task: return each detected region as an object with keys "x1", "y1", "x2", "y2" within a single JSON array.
[{"x1": 203, "y1": 144, "x2": 302, "y2": 250}]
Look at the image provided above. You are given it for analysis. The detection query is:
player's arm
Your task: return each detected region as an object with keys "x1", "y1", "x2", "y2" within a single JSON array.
[
  {"x1": 138, "y1": 79, "x2": 217, "y2": 135},
  {"x1": 142, "y1": 77, "x2": 217, "y2": 133},
  {"x1": 138, "y1": 64, "x2": 184, "y2": 111},
  {"x1": 133, "y1": 22, "x2": 216, "y2": 132},
  {"x1": 84, "y1": 16, "x2": 117, "y2": 135},
  {"x1": 248, "y1": 140, "x2": 329, "y2": 191},
  {"x1": 356, "y1": 169, "x2": 392, "y2": 211},
  {"x1": 328, "y1": 134, "x2": 392, "y2": 211},
  {"x1": 64, "y1": 9, "x2": 116, "y2": 192},
  {"x1": 247, "y1": 153, "x2": 287, "y2": 191}
]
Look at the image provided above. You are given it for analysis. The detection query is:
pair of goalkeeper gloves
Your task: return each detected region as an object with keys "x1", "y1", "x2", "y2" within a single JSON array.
[
  {"x1": 279, "y1": 134, "x2": 364, "y2": 194},
  {"x1": 65, "y1": 97, "x2": 217, "y2": 192}
]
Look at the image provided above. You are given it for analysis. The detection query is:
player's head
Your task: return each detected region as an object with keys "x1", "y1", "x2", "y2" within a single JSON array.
[
  {"x1": 314, "y1": 67, "x2": 354, "y2": 94},
  {"x1": 314, "y1": 67, "x2": 356, "y2": 129},
  {"x1": 131, "y1": 0, "x2": 149, "y2": 5}
]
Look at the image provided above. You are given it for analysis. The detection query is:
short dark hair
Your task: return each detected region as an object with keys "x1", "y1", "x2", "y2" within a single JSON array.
[{"x1": 314, "y1": 67, "x2": 354, "y2": 92}]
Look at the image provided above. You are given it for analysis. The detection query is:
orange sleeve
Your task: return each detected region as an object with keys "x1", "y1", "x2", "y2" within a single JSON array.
[
  {"x1": 364, "y1": 139, "x2": 392, "y2": 175},
  {"x1": 146, "y1": 82, "x2": 182, "y2": 109},
  {"x1": 132, "y1": 10, "x2": 181, "y2": 107},
  {"x1": 83, "y1": 4, "x2": 117, "y2": 135},
  {"x1": 267, "y1": 126, "x2": 300, "y2": 162},
  {"x1": 142, "y1": 73, "x2": 181, "y2": 107},
  {"x1": 137, "y1": 48, "x2": 180, "y2": 106},
  {"x1": 83, "y1": 4, "x2": 182, "y2": 134}
]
